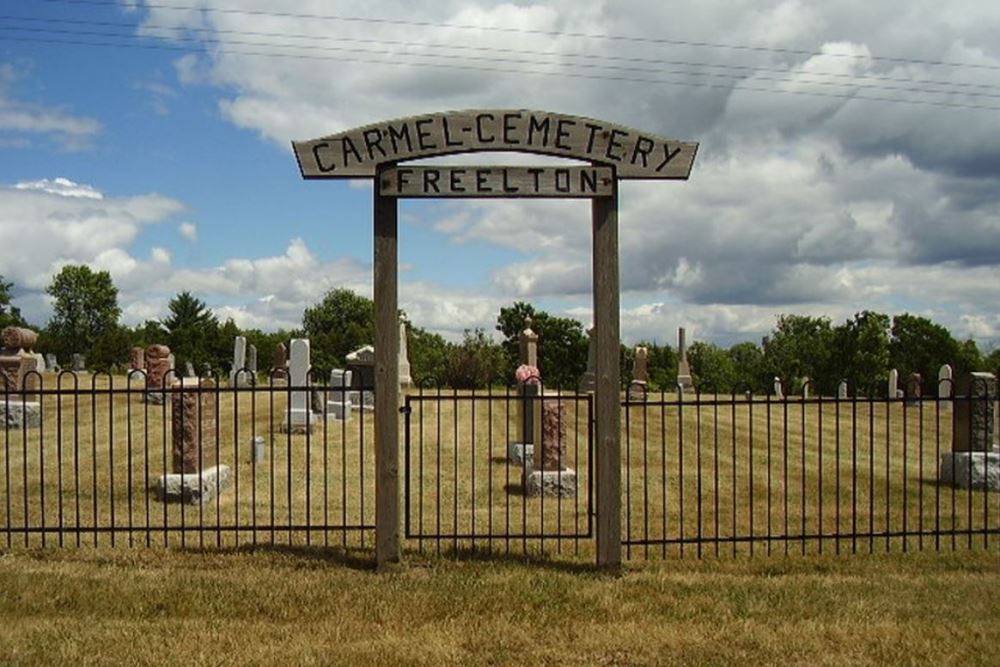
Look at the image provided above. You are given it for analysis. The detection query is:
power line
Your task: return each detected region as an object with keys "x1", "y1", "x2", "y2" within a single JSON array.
[
  {"x1": 6, "y1": 13, "x2": 999, "y2": 96},
  {"x1": 37, "y1": 0, "x2": 1000, "y2": 74},
  {"x1": 5, "y1": 31, "x2": 1000, "y2": 113}
]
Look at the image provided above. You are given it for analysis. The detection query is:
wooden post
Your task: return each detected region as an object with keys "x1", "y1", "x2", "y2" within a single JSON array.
[
  {"x1": 374, "y1": 165, "x2": 401, "y2": 567},
  {"x1": 592, "y1": 176, "x2": 621, "y2": 569}
]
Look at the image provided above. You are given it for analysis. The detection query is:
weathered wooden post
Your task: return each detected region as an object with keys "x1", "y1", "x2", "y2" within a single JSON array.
[
  {"x1": 374, "y1": 163, "x2": 401, "y2": 567},
  {"x1": 593, "y1": 175, "x2": 621, "y2": 569}
]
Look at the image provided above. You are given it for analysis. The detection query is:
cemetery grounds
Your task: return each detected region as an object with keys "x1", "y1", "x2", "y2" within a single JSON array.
[{"x1": 0, "y1": 373, "x2": 998, "y2": 666}]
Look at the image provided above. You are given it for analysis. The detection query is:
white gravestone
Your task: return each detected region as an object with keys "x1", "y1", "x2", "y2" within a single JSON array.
[
  {"x1": 283, "y1": 338, "x2": 314, "y2": 433},
  {"x1": 676, "y1": 327, "x2": 694, "y2": 391},
  {"x1": 888, "y1": 368, "x2": 899, "y2": 400},
  {"x1": 229, "y1": 336, "x2": 249, "y2": 386},
  {"x1": 773, "y1": 377, "x2": 783, "y2": 399},
  {"x1": 801, "y1": 377, "x2": 810, "y2": 399},
  {"x1": 838, "y1": 381, "x2": 848, "y2": 400},
  {"x1": 398, "y1": 320, "x2": 411, "y2": 388},
  {"x1": 325, "y1": 369, "x2": 353, "y2": 421},
  {"x1": 938, "y1": 364, "x2": 953, "y2": 399}
]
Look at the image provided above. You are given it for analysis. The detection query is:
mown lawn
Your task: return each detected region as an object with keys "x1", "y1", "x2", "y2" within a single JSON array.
[{"x1": 1, "y1": 547, "x2": 998, "y2": 666}]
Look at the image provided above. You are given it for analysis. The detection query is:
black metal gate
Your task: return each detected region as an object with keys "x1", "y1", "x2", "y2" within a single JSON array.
[{"x1": 403, "y1": 387, "x2": 593, "y2": 555}]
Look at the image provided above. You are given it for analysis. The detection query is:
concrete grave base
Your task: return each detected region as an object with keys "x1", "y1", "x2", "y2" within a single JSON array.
[
  {"x1": 324, "y1": 400, "x2": 352, "y2": 421},
  {"x1": 347, "y1": 390, "x2": 375, "y2": 411},
  {"x1": 524, "y1": 468, "x2": 577, "y2": 498},
  {"x1": 142, "y1": 391, "x2": 168, "y2": 405},
  {"x1": 939, "y1": 450, "x2": 999, "y2": 491},
  {"x1": 1, "y1": 401, "x2": 41, "y2": 429},
  {"x1": 506, "y1": 441, "x2": 534, "y2": 466},
  {"x1": 156, "y1": 465, "x2": 231, "y2": 504}
]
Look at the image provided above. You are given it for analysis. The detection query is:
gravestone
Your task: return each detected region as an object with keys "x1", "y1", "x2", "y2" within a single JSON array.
[
  {"x1": 676, "y1": 327, "x2": 694, "y2": 391},
  {"x1": 577, "y1": 327, "x2": 596, "y2": 393},
  {"x1": 229, "y1": 336, "x2": 251, "y2": 387},
  {"x1": 525, "y1": 397, "x2": 577, "y2": 497},
  {"x1": 144, "y1": 344, "x2": 173, "y2": 404},
  {"x1": 508, "y1": 318, "x2": 541, "y2": 465},
  {"x1": 938, "y1": 364, "x2": 953, "y2": 399},
  {"x1": 282, "y1": 338, "x2": 315, "y2": 433},
  {"x1": 628, "y1": 345, "x2": 649, "y2": 400},
  {"x1": 324, "y1": 369, "x2": 353, "y2": 421},
  {"x1": 155, "y1": 378, "x2": 231, "y2": 503},
  {"x1": 904, "y1": 373, "x2": 922, "y2": 406},
  {"x1": 271, "y1": 342, "x2": 288, "y2": 381},
  {"x1": 71, "y1": 353, "x2": 87, "y2": 374},
  {"x1": 251, "y1": 435, "x2": 266, "y2": 464},
  {"x1": 838, "y1": 380, "x2": 849, "y2": 400},
  {"x1": 773, "y1": 377, "x2": 783, "y2": 399},
  {"x1": 184, "y1": 361, "x2": 196, "y2": 378},
  {"x1": 247, "y1": 344, "x2": 258, "y2": 376},
  {"x1": 0, "y1": 327, "x2": 41, "y2": 429},
  {"x1": 129, "y1": 346, "x2": 146, "y2": 380},
  {"x1": 346, "y1": 345, "x2": 375, "y2": 410},
  {"x1": 398, "y1": 318, "x2": 411, "y2": 388},
  {"x1": 940, "y1": 372, "x2": 998, "y2": 490},
  {"x1": 801, "y1": 377, "x2": 811, "y2": 399},
  {"x1": 45, "y1": 353, "x2": 60, "y2": 373},
  {"x1": 888, "y1": 368, "x2": 899, "y2": 399}
]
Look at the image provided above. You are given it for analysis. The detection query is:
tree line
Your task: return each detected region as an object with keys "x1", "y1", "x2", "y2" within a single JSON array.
[{"x1": 1, "y1": 268, "x2": 997, "y2": 394}]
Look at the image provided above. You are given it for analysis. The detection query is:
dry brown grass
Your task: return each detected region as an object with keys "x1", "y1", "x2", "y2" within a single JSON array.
[{"x1": 0, "y1": 548, "x2": 997, "y2": 666}]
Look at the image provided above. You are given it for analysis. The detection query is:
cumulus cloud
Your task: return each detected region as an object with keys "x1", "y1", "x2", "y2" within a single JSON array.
[
  {"x1": 0, "y1": 63, "x2": 101, "y2": 149},
  {"x1": 178, "y1": 222, "x2": 198, "y2": 241}
]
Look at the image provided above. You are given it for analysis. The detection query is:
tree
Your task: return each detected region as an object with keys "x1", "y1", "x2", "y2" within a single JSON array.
[
  {"x1": 441, "y1": 329, "x2": 506, "y2": 389},
  {"x1": 496, "y1": 302, "x2": 588, "y2": 389},
  {"x1": 830, "y1": 311, "x2": 890, "y2": 396},
  {"x1": 46, "y1": 265, "x2": 121, "y2": 361},
  {"x1": 0, "y1": 275, "x2": 24, "y2": 329},
  {"x1": 728, "y1": 341, "x2": 766, "y2": 394},
  {"x1": 689, "y1": 341, "x2": 737, "y2": 393},
  {"x1": 763, "y1": 315, "x2": 834, "y2": 391},
  {"x1": 640, "y1": 341, "x2": 678, "y2": 392},
  {"x1": 161, "y1": 291, "x2": 220, "y2": 372},
  {"x1": 407, "y1": 325, "x2": 449, "y2": 387},
  {"x1": 302, "y1": 288, "x2": 374, "y2": 376},
  {"x1": 889, "y1": 314, "x2": 959, "y2": 395}
]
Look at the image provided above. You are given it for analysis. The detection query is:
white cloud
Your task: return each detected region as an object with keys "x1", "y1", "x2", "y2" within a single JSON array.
[
  {"x1": 178, "y1": 222, "x2": 198, "y2": 241},
  {"x1": 0, "y1": 63, "x2": 101, "y2": 149}
]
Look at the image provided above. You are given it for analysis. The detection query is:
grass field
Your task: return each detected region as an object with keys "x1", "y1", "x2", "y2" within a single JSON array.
[{"x1": 0, "y1": 548, "x2": 998, "y2": 666}]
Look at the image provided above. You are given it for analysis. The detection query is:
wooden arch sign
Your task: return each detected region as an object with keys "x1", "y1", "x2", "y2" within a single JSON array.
[{"x1": 293, "y1": 109, "x2": 697, "y2": 570}]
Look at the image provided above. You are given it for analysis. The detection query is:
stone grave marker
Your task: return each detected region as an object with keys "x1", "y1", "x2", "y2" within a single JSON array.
[
  {"x1": 184, "y1": 361, "x2": 196, "y2": 378},
  {"x1": 904, "y1": 372, "x2": 922, "y2": 406},
  {"x1": 398, "y1": 318, "x2": 411, "y2": 388},
  {"x1": 229, "y1": 336, "x2": 250, "y2": 386},
  {"x1": 940, "y1": 372, "x2": 998, "y2": 490},
  {"x1": 155, "y1": 378, "x2": 231, "y2": 503},
  {"x1": 773, "y1": 377, "x2": 783, "y2": 399},
  {"x1": 271, "y1": 343, "x2": 288, "y2": 381},
  {"x1": 282, "y1": 338, "x2": 315, "y2": 433},
  {"x1": 144, "y1": 344, "x2": 172, "y2": 404},
  {"x1": 346, "y1": 344, "x2": 375, "y2": 410},
  {"x1": 676, "y1": 327, "x2": 694, "y2": 391},
  {"x1": 838, "y1": 380, "x2": 849, "y2": 400},
  {"x1": 324, "y1": 369, "x2": 353, "y2": 421},
  {"x1": 888, "y1": 368, "x2": 899, "y2": 399},
  {"x1": 247, "y1": 344, "x2": 258, "y2": 376},
  {"x1": 0, "y1": 327, "x2": 41, "y2": 428},
  {"x1": 45, "y1": 353, "x2": 60, "y2": 373},
  {"x1": 508, "y1": 318, "x2": 540, "y2": 465},
  {"x1": 938, "y1": 364, "x2": 953, "y2": 398},
  {"x1": 129, "y1": 346, "x2": 146, "y2": 381},
  {"x1": 628, "y1": 345, "x2": 649, "y2": 401},
  {"x1": 71, "y1": 353, "x2": 87, "y2": 373},
  {"x1": 801, "y1": 377, "x2": 811, "y2": 399},
  {"x1": 525, "y1": 397, "x2": 577, "y2": 497}
]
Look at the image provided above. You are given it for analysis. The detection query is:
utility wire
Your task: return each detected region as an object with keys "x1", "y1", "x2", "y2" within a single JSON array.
[
  {"x1": 37, "y1": 0, "x2": 1000, "y2": 73},
  {"x1": 5, "y1": 13, "x2": 999, "y2": 95},
  {"x1": 5, "y1": 31, "x2": 1000, "y2": 113}
]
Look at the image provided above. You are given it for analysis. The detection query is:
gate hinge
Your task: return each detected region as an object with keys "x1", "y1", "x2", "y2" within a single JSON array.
[{"x1": 399, "y1": 405, "x2": 412, "y2": 414}]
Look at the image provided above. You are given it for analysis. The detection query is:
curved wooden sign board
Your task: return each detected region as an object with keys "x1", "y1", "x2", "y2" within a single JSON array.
[{"x1": 293, "y1": 109, "x2": 698, "y2": 189}]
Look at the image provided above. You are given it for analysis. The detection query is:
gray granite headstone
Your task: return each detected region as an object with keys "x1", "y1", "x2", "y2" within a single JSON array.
[
  {"x1": 283, "y1": 338, "x2": 314, "y2": 433},
  {"x1": 938, "y1": 364, "x2": 953, "y2": 398},
  {"x1": 247, "y1": 344, "x2": 258, "y2": 374},
  {"x1": 45, "y1": 353, "x2": 59, "y2": 372},
  {"x1": 71, "y1": 353, "x2": 86, "y2": 372}
]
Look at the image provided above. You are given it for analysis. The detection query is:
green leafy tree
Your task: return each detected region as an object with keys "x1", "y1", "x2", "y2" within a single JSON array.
[
  {"x1": 889, "y1": 314, "x2": 959, "y2": 395},
  {"x1": 46, "y1": 265, "x2": 121, "y2": 361},
  {"x1": 0, "y1": 275, "x2": 25, "y2": 329},
  {"x1": 763, "y1": 315, "x2": 834, "y2": 392},
  {"x1": 984, "y1": 345, "x2": 1000, "y2": 375},
  {"x1": 89, "y1": 325, "x2": 131, "y2": 373},
  {"x1": 689, "y1": 341, "x2": 737, "y2": 393},
  {"x1": 830, "y1": 311, "x2": 891, "y2": 396},
  {"x1": 728, "y1": 341, "x2": 766, "y2": 394},
  {"x1": 640, "y1": 341, "x2": 678, "y2": 392},
  {"x1": 303, "y1": 288, "x2": 374, "y2": 376},
  {"x1": 407, "y1": 324, "x2": 449, "y2": 387},
  {"x1": 441, "y1": 329, "x2": 506, "y2": 389},
  {"x1": 161, "y1": 291, "x2": 220, "y2": 372},
  {"x1": 496, "y1": 302, "x2": 587, "y2": 389}
]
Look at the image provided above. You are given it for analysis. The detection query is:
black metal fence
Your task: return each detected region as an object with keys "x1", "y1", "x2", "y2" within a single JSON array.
[
  {"x1": 1, "y1": 370, "x2": 374, "y2": 549},
  {"x1": 2, "y1": 373, "x2": 997, "y2": 560},
  {"x1": 622, "y1": 378, "x2": 999, "y2": 559}
]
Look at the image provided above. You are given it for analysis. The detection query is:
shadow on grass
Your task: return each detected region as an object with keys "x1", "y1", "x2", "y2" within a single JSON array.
[
  {"x1": 221, "y1": 543, "x2": 378, "y2": 570},
  {"x1": 402, "y1": 543, "x2": 603, "y2": 574}
]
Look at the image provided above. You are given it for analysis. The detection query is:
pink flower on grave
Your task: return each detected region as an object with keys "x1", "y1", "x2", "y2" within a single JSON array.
[{"x1": 515, "y1": 364, "x2": 541, "y2": 385}]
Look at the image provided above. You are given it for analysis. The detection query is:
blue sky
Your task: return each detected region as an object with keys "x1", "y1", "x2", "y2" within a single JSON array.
[{"x1": 2, "y1": 0, "x2": 1000, "y2": 349}]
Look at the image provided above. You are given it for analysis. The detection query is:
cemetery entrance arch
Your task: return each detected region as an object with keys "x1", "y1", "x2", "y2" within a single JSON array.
[{"x1": 293, "y1": 110, "x2": 698, "y2": 568}]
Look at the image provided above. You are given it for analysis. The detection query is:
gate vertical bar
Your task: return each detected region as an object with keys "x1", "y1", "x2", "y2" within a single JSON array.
[
  {"x1": 592, "y1": 172, "x2": 621, "y2": 569},
  {"x1": 375, "y1": 164, "x2": 401, "y2": 567}
]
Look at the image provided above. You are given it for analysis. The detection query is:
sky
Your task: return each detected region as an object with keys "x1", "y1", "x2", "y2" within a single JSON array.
[{"x1": 1, "y1": 0, "x2": 999, "y2": 349}]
